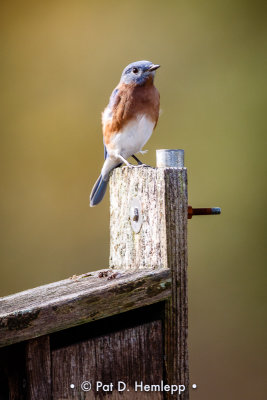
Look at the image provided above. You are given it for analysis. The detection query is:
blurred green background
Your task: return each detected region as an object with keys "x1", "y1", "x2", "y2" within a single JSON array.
[{"x1": 0, "y1": 0, "x2": 266, "y2": 398}]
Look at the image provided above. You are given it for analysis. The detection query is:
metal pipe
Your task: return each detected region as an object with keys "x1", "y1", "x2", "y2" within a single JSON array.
[{"x1": 156, "y1": 149, "x2": 184, "y2": 168}]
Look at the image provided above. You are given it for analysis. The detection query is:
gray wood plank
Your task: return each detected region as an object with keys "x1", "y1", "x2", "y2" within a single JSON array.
[
  {"x1": 0, "y1": 268, "x2": 171, "y2": 348},
  {"x1": 52, "y1": 319, "x2": 163, "y2": 399},
  {"x1": 163, "y1": 168, "x2": 189, "y2": 400},
  {"x1": 0, "y1": 342, "x2": 27, "y2": 400},
  {"x1": 26, "y1": 335, "x2": 51, "y2": 400}
]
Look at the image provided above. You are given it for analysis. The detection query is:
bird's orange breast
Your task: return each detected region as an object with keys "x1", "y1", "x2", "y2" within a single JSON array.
[{"x1": 103, "y1": 80, "x2": 160, "y2": 145}]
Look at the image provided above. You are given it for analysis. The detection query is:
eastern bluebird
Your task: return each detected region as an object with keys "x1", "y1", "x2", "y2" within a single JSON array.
[{"x1": 90, "y1": 60, "x2": 160, "y2": 207}]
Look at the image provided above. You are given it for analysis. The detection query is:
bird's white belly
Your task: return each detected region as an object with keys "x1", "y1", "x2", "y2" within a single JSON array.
[{"x1": 109, "y1": 115, "x2": 155, "y2": 159}]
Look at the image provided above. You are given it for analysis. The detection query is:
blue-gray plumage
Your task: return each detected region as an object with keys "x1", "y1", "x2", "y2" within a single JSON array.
[
  {"x1": 90, "y1": 60, "x2": 160, "y2": 207},
  {"x1": 121, "y1": 60, "x2": 160, "y2": 85}
]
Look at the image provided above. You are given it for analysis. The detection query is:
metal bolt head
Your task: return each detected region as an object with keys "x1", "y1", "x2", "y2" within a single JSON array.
[
  {"x1": 133, "y1": 207, "x2": 139, "y2": 222},
  {"x1": 129, "y1": 197, "x2": 142, "y2": 233}
]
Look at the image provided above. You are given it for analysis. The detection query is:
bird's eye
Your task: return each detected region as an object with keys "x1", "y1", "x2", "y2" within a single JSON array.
[{"x1": 132, "y1": 67, "x2": 138, "y2": 74}]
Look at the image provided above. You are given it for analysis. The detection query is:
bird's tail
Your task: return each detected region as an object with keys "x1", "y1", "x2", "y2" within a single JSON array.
[{"x1": 90, "y1": 175, "x2": 109, "y2": 207}]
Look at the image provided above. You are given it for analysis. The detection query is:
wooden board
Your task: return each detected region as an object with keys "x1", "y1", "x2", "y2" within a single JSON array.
[
  {"x1": 0, "y1": 342, "x2": 27, "y2": 400},
  {"x1": 51, "y1": 304, "x2": 164, "y2": 400},
  {"x1": 26, "y1": 336, "x2": 51, "y2": 400},
  {"x1": 0, "y1": 268, "x2": 171, "y2": 348}
]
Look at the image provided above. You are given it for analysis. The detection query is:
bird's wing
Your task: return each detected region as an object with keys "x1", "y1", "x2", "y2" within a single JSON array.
[
  {"x1": 105, "y1": 84, "x2": 133, "y2": 134},
  {"x1": 109, "y1": 87, "x2": 120, "y2": 107}
]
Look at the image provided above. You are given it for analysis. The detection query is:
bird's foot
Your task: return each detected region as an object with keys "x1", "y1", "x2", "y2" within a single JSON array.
[
  {"x1": 131, "y1": 154, "x2": 143, "y2": 165},
  {"x1": 122, "y1": 164, "x2": 134, "y2": 169},
  {"x1": 116, "y1": 155, "x2": 132, "y2": 167},
  {"x1": 118, "y1": 154, "x2": 150, "y2": 169},
  {"x1": 122, "y1": 163, "x2": 150, "y2": 169},
  {"x1": 133, "y1": 163, "x2": 150, "y2": 168}
]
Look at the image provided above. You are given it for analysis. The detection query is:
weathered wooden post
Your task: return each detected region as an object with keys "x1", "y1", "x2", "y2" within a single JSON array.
[{"x1": 109, "y1": 149, "x2": 189, "y2": 399}]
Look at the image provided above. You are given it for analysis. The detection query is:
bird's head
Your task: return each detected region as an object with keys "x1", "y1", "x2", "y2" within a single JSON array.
[{"x1": 120, "y1": 60, "x2": 160, "y2": 86}]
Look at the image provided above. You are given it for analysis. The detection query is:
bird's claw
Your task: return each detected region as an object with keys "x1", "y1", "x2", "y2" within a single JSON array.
[
  {"x1": 122, "y1": 163, "x2": 150, "y2": 169},
  {"x1": 134, "y1": 163, "x2": 150, "y2": 168}
]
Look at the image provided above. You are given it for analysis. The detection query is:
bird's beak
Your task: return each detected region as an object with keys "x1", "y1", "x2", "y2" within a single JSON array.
[{"x1": 148, "y1": 64, "x2": 160, "y2": 72}]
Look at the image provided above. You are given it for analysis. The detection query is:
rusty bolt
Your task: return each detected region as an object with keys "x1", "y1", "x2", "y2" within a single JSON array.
[{"x1": 188, "y1": 205, "x2": 221, "y2": 219}]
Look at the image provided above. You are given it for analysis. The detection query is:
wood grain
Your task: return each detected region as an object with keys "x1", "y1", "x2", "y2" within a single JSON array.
[
  {"x1": 26, "y1": 335, "x2": 51, "y2": 400},
  {"x1": 51, "y1": 306, "x2": 163, "y2": 400},
  {"x1": 163, "y1": 168, "x2": 189, "y2": 400},
  {"x1": 0, "y1": 268, "x2": 171, "y2": 348},
  {"x1": 0, "y1": 342, "x2": 27, "y2": 400},
  {"x1": 109, "y1": 167, "x2": 168, "y2": 269}
]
